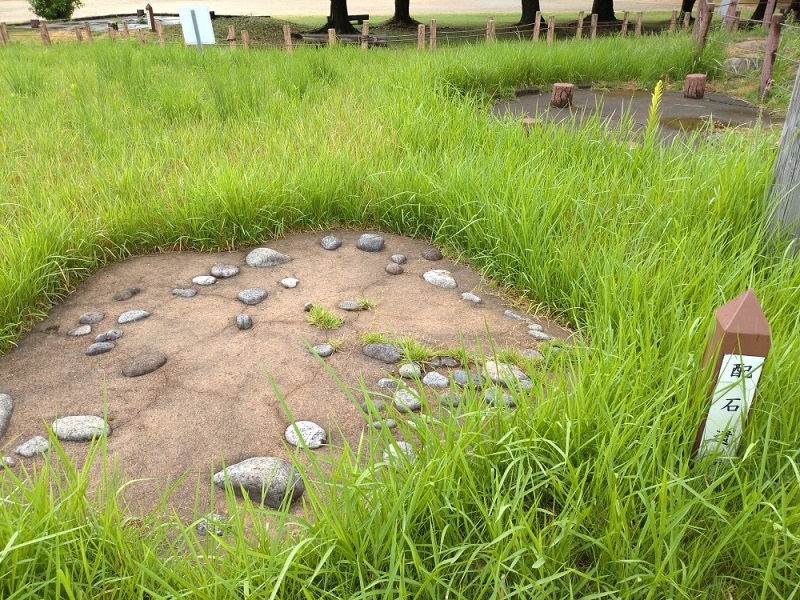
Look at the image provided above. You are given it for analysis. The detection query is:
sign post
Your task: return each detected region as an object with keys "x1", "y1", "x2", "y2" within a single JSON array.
[
  {"x1": 178, "y1": 5, "x2": 215, "y2": 51},
  {"x1": 692, "y1": 289, "x2": 771, "y2": 459}
]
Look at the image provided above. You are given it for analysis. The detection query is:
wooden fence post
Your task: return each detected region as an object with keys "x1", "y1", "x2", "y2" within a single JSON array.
[
  {"x1": 121, "y1": 22, "x2": 130, "y2": 38},
  {"x1": 577, "y1": 11, "x2": 584, "y2": 38},
  {"x1": 327, "y1": 28, "x2": 335, "y2": 47},
  {"x1": 0, "y1": 23, "x2": 8, "y2": 45},
  {"x1": 635, "y1": 11, "x2": 643, "y2": 36},
  {"x1": 227, "y1": 25, "x2": 236, "y2": 48},
  {"x1": 762, "y1": 0, "x2": 777, "y2": 28},
  {"x1": 417, "y1": 23, "x2": 425, "y2": 50},
  {"x1": 241, "y1": 30, "x2": 249, "y2": 49},
  {"x1": 138, "y1": 29, "x2": 146, "y2": 44},
  {"x1": 40, "y1": 22, "x2": 51, "y2": 46},
  {"x1": 669, "y1": 9, "x2": 677, "y2": 33},
  {"x1": 75, "y1": 27, "x2": 83, "y2": 42},
  {"x1": 283, "y1": 24, "x2": 293, "y2": 53},
  {"x1": 533, "y1": 12, "x2": 541, "y2": 42},
  {"x1": 361, "y1": 21, "x2": 369, "y2": 50},
  {"x1": 724, "y1": 0, "x2": 739, "y2": 30},
  {"x1": 695, "y1": 3, "x2": 715, "y2": 57},
  {"x1": 733, "y1": 11, "x2": 741, "y2": 32},
  {"x1": 486, "y1": 17, "x2": 495, "y2": 43},
  {"x1": 590, "y1": 13, "x2": 598, "y2": 39},
  {"x1": 692, "y1": 0, "x2": 707, "y2": 37},
  {"x1": 156, "y1": 21, "x2": 165, "y2": 46},
  {"x1": 621, "y1": 11, "x2": 629, "y2": 36},
  {"x1": 430, "y1": 19, "x2": 436, "y2": 51},
  {"x1": 759, "y1": 14, "x2": 782, "y2": 99},
  {"x1": 145, "y1": 3, "x2": 156, "y2": 32},
  {"x1": 683, "y1": 11, "x2": 691, "y2": 31},
  {"x1": 108, "y1": 23, "x2": 117, "y2": 40},
  {"x1": 546, "y1": 16, "x2": 555, "y2": 44},
  {"x1": 84, "y1": 22, "x2": 93, "y2": 42}
]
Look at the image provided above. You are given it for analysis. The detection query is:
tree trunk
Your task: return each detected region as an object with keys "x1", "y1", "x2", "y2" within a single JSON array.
[
  {"x1": 790, "y1": 0, "x2": 800, "y2": 19},
  {"x1": 751, "y1": 0, "x2": 768, "y2": 22},
  {"x1": 519, "y1": 0, "x2": 542, "y2": 25},
  {"x1": 386, "y1": 0, "x2": 420, "y2": 26},
  {"x1": 681, "y1": 0, "x2": 696, "y2": 14},
  {"x1": 591, "y1": 0, "x2": 618, "y2": 21},
  {"x1": 312, "y1": 0, "x2": 358, "y2": 34}
]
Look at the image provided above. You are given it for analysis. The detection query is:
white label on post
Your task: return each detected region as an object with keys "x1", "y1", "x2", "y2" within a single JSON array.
[
  {"x1": 697, "y1": 353, "x2": 765, "y2": 459},
  {"x1": 178, "y1": 5, "x2": 216, "y2": 45}
]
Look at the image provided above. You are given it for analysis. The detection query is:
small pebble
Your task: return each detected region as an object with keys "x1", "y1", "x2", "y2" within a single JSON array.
[
  {"x1": 15, "y1": 436, "x2": 49, "y2": 458},
  {"x1": 281, "y1": 278, "x2": 299, "y2": 289},
  {"x1": 523, "y1": 348, "x2": 544, "y2": 360},
  {"x1": 453, "y1": 369, "x2": 485, "y2": 388},
  {"x1": 529, "y1": 330, "x2": 553, "y2": 341},
  {"x1": 113, "y1": 287, "x2": 140, "y2": 301},
  {"x1": 422, "y1": 372, "x2": 449, "y2": 388},
  {"x1": 52, "y1": 415, "x2": 111, "y2": 441},
  {"x1": 438, "y1": 391, "x2": 461, "y2": 407},
  {"x1": 356, "y1": 233, "x2": 385, "y2": 252},
  {"x1": 192, "y1": 275, "x2": 217, "y2": 286},
  {"x1": 172, "y1": 288, "x2": 197, "y2": 298},
  {"x1": 398, "y1": 363, "x2": 422, "y2": 378},
  {"x1": 383, "y1": 441, "x2": 415, "y2": 463},
  {"x1": 377, "y1": 378, "x2": 398, "y2": 389},
  {"x1": 122, "y1": 352, "x2": 167, "y2": 377},
  {"x1": 237, "y1": 288, "x2": 268, "y2": 306},
  {"x1": 394, "y1": 388, "x2": 422, "y2": 413},
  {"x1": 311, "y1": 343, "x2": 334, "y2": 358},
  {"x1": 68, "y1": 324, "x2": 92, "y2": 337},
  {"x1": 423, "y1": 270, "x2": 457, "y2": 289},
  {"x1": 79, "y1": 311, "x2": 105, "y2": 325},
  {"x1": 391, "y1": 254, "x2": 407, "y2": 264},
  {"x1": 320, "y1": 236, "x2": 342, "y2": 250},
  {"x1": 3, "y1": 456, "x2": 16, "y2": 468},
  {"x1": 430, "y1": 356, "x2": 460, "y2": 368},
  {"x1": 284, "y1": 421, "x2": 327, "y2": 449},
  {"x1": 303, "y1": 303, "x2": 314, "y2": 312},
  {"x1": 211, "y1": 264, "x2": 240, "y2": 278},
  {"x1": 372, "y1": 419, "x2": 397, "y2": 430},
  {"x1": 118, "y1": 310, "x2": 150, "y2": 324},
  {"x1": 484, "y1": 387, "x2": 516, "y2": 408},
  {"x1": 503, "y1": 309, "x2": 529, "y2": 322},
  {"x1": 196, "y1": 513, "x2": 228, "y2": 536},
  {"x1": 363, "y1": 343, "x2": 402, "y2": 364},
  {"x1": 385, "y1": 263, "x2": 404, "y2": 275},
  {"x1": 338, "y1": 300, "x2": 359, "y2": 311},
  {"x1": 85, "y1": 342, "x2": 115, "y2": 356},
  {"x1": 527, "y1": 323, "x2": 544, "y2": 332},
  {"x1": 360, "y1": 398, "x2": 386, "y2": 414},
  {"x1": 461, "y1": 292, "x2": 482, "y2": 303},
  {"x1": 236, "y1": 314, "x2": 253, "y2": 330},
  {"x1": 421, "y1": 248, "x2": 443, "y2": 261}
]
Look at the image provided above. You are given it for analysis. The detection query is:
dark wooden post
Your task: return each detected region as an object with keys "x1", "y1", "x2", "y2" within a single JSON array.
[
  {"x1": 762, "y1": 0, "x2": 777, "y2": 28},
  {"x1": 108, "y1": 23, "x2": 117, "y2": 40},
  {"x1": 759, "y1": 14, "x2": 782, "y2": 99},
  {"x1": 550, "y1": 83, "x2": 574, "y2": 108},
  {"x1": 724, "y1": 0, "x2": 739, "y2": 30},
  {"x1": 40, "y1": 22, "x2": 51, "y2": 46},
  {"x1": 733, "y1": 11, "x2": 741, "y2": 32},
  {"x1": 692, "y1": 289, "x2": 771, "y2": 459},
  {"x1": 684, "y1": 73, "x2": 707, "y2": 98},
  {"x1": 695, "y1": 3, "x2": 715, "y2": 57},
  {"x1": 417, "y1": 24, "x2": 425, "y2": 49},
  {"x1": 590, "y1": 14, "x2": 598, "y2": 39},
  {"x1": 577, "y1": 11, "x2": 584, "y2": 38},
  {"x1": 620, "y1": 11, "x2": 629, "y2": 35},
  {"x1": 0, "y1": 23, "x2": 8, "y2": 45},
  {"x1": 669, "y1": 10, "x2": 678, "y2": 33},
  {"x1": 283, "y1": 24, "x2": 292, "y2": 53},
  {"x1": 361, "y1": 21, "x2": 368, "y2": 50},
  {"x1": 533, "y1": 12, "x2": 541, "y2": 42},
  {"x1": 430, "y1": 19, "x2": 436, "y2": 51},
  {"x1": 546, "y1": 16, "x2": 555, "y2": 44},
  {"x1": 241, "y1": 30, "x2": 249, "y2": 48},
  {"x1": 635, "y1": 11, "x2": 643, "y2": 36},
  {"x1": 692, "y1": 0, "x2": 707, "y2": 37},
  {"x1": 145, "y1": 3, "x2": 156, "y2": 32}
]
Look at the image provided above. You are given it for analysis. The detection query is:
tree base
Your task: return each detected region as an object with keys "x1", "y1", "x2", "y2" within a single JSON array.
[
  {"x1": 309, "y1": 19, "x2": 358, "y2": 35},
  {"x1": 383, "y1": 15, "x2": 421, "y2": 27}
]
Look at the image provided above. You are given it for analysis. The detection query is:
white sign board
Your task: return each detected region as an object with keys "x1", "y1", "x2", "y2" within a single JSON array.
[
  {"x1": 178, "y1": 5, "x2": 216, "y2": 46},
  {"x1": 697, "y1": 353, "x2": 765, "y2": 459}
]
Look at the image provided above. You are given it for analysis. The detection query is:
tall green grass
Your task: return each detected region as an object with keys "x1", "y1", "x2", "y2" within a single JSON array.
[{"x1": 1, "y1": 35, "x2": 799, "y2": 598}]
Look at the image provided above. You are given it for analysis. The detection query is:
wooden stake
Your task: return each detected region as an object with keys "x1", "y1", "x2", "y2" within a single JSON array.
[
  {"x1": 121, "y1": 22, "x2": 130, "y2": 38},
  {"x1": 760, "y1": 14, "x2": 782, "y2": 99},
  {"x1": 724, "y1": 0, "x2": 739, "y2": 30},
  {"x1": 577, "y1": 11, "x2": 584, "y2": 38},
  {"x1": 327, "y1": 27, "x2": 336, "y2": 47},
  {"x1": 692, "y1": 0, "x2": 706, "y2": 37},
  {"x1": 692, "y1": 290, "x2": 771, "y2": 459},
  {"x1": 0, "y1": 23, "x2": 8, "y2": 45},
  {"x1": 762, "y1": 0, "x2": 777, "y2": 28},
  {"x1": 138, "y1": 29, "x2": 146, "y2": 44},
  {"x1": 156, "y1": 21, "x2": 165, "y2": 46},
  {"x1": 226, "y1": 24, "x2": 236, "y2": 48},
  {"x1": 417, "y1": 23, "x2": 425, "y2": 50},
  {"x1": 241, "y1": 29, "x2": 249, "y2": 49},
  {"x1": 108, "y1": 23, "x2": 117, "y2": 40},
  {"x1": 635, "y1": 11, "x2": 643, "y2": 36},
  {"x1": 682, "y1": 11, "x2": 691, "y2": 31},
  {"x1": 75, "y1": 27, "x2": 83, "y2": 42},
  {"x1": 283, "y1": 24, "x2": 292, "y2": 53},
  {"x1": 550, "y1": 83, "x2": 574, "y2": 108},
  {"x1": 590, "y1": 13, "x2": 598, "y2": 40},
  {"x1": 84, "y1": 22, "x2": 93, "y2": 42},
  {"x1": 620, "y1": 11, "x2": 629, "y2": 36},
  {"x1": 486, "y1": 17, "x2": 493, "y2": 43},
  {"x1": 430, "y1": 19, "x2": 436, "y2": 51},
  {"x1": 522, "y1": 117, "x2": 539, "y2": 134},
  {"x1": 733, "y1": 11, "x2": 741, "y2": 32},
  {"x1": 361, "y1": 21, "x2": 368, "y2": 50},
  {"x1": 546, "y1": 16, "x2": 555, "y2": 44},
  {"x1": 683, "y1": 73, "x2": 707, "y2": 99},
  {"x1": 40, "y1": 22, "x2": 51, "y2": 46},
  {"x1": 533, "y1": 12, "x2": 541, "y2": 42},
  {"x1": 145, "y1": 3, "x2": 156, "y2": 32},
  {"x1": 769, "y1": 58, "x2": 800, "y2": 242},
  {"x1": 695, "y1": 3, "x2": 715, "y2": 57},
  {"x1": 669, "y1": 9, "x2": 677, "y2": 33}
]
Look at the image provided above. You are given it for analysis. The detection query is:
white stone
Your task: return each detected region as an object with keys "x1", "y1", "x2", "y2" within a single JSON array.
[
  {"x1": 213, "y1": 457, "x2": 304, "y2": 508},
  {"x1": 423, "y1": 270, "x2": 457, "y2": 289},
  {"x1": 484, "y1": 360, "x2": 532, "y2": 389},
  {"x1": 383, "y1": 441, "x2": 415, "y2": 463},
  {"x1": 0, "y1": 393, "x2": 13, "y2": 438},
  {"x1": 15, "y1": 436, "x2": 49, "y2": 458},
  {"x1": 394, "y1": 388, "x2": 422, "y2": 412},
  {"x1": 192, "y1": 275, "x2": 217, "y2": 286},
  {"x1": 281, "y1": 278, "x2": 299, "y2": 288},
  {"x1": 422, "y1": 372, "x2": 449, "y2": 388},
  {"x1": 398, "y1": 363, "x2": 422, "y2": 378},
  {"x1": 461, "y1": 292, "x2": 482, "y2": 303},
  {"x1": 529, "y1": 330, "x2": 553, "y2": 341},
  {"x1": 284, "y1": 421, "x2": 327, "y2": 449},
  {"x1": 52, "y1": 416, "x2": 111, "y2": 442},
  {"x1": 68, "y1": 324, "x2": 92, "y2": 337},
  {"x1": 245, "y1": 248, "x2": 292, "y2": 268}
]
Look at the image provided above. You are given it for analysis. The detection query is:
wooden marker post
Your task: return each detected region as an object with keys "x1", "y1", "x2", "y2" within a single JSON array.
[
  {"x1": 145, "y1": 3, "x2": 156, "y2": 32},
  {"x1": 635, "y1": 11, "x2": 643, "y2": 36},
  {"x1": 283, "y1": 24, "x2": 293, "y2": 53},
  {"x1": 327, "y1": 28, "x2": 336, "y2": 47},
  {"x1": 108, "y1": 23, "x2": 117, "y2": 40},
  {"x1": 733, "y1": 11, "x2": 741, "y2": 32},
  {"x1": 241, "y1": 30, "x2": 249, "y2": 48},
  {"x1": 0, "y1": 23, "x2": 9, "y2": 45},
  {"x1": 546, "y1": 16, "x2": 555, "y2": 44},
  {"x1": 692, "y1": 289, "x2": 771, "y2": 459},
  {"x1": 590, "y1": 14, "x2": 598, "y2": 40},
  {"x1": 533, "y1": 12, "x2": 541, "y2": 42},
  {"x1": 429, "y1": 19, "x2": 436, "y2": 51},
  {"x1": 84, "y1": 22, "x2": 93, "y2": 42},
  {"x1": 75, "y1": 27, "x2": 83, "y2": 42},
  {"x1": 684, "y1": 73, "x2": 707, "y2": 99},
  {"x1": 683, "y1": 12, "x2": 691, "y2": 31},
  {"x1": 227, "y1": 25, "x2": 236, "y2": 48},
  {"x1": 762, "y1": 0, "x2": 777, "y2": 28},
  {"x1": 121, "y1": 21, "x2": 130, "y2": 38},
  {"x1": 695, "y1": 3, "x2": 715, "y2": 57},
  {"x1": 577, "y1": 11, "x2": 584, "y2": 38},
  {"x1": 40, "y1": 22, "x2": 51, "y2": 46},
  {"x1": 620, "y1": 11, "x2": 629, "y2": 36},
  {"x1": 550, "y1": 83, "x2": 574, "y2": 108},
  {"x1": 669, "y1": 10, "x2": 677, "y2": 33},
  {"x1": 759, "y1": 14, "x2": 782, "y2": 99},
  {"x1": 486, "y1": 17, "x2": 494, "y2": 43},
  {"x1": 156, "y1": 21, "x2": 165, "y2": 46},
  {"x1": 724, "y1": 0, "x2": 739, "y2": 30},
  {"x1": 417, "y1": 24, "x2": 425, "y2": 50},
  {"x1": 138, "y1": 29, "x2": 146, "y2": 44},
  {"x1": 361, "y1": 22, "x2": 369, "y2": 50}
]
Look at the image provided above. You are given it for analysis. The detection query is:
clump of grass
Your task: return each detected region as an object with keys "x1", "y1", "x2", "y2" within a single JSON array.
[
  {"x1": 356, "y1": 297, "x2": 377, "y2": 310},
  {"x1": 360, "y1": 331, "x2": 388, "y2": 345},
  {"x1": 307, "y1": 305, "x2": 344, "y2": 330}
]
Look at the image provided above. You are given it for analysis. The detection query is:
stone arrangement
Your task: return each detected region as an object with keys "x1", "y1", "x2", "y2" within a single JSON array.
[{"x1": 0, "y1": 232, "x2": 566, "y2": 515}]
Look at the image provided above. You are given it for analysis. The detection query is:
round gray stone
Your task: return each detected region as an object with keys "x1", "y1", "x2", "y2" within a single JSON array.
[
  {"x1": 85, "y1": 342, "x2": 115, "y2": 356},
  {"x1": 211, "y1": 264, "x2": 240, "y2": 278},
  {"x1": 113, "y1": 287, "x2": 140, "y2": 301},
  {"x1": 356, "y1": 233, "x2": 385, "y2": 252},
  {"x1": 523, "y1": 348, "x2": 544, "y2": 360},
  {"x1": 79, "y1": 311, "x2": 105, "y2": 325},
  {"x1": 527, "y1": 323, "x2": 543, "y2": 332},
  {"x1": 372, "y1": 419, "x2": 397, "y2": 430},
  {"x1": 192, "y1": 275, "x2": 217, "y2": 286},
  {"x1": 421, "y1": 248, "x2": 443, "y2": 261},
  {"x1": 377, "y1": 378, "x2": 398, "y2": 389},
  {"x1": 431, "y1": 356, "x2": 460, "y2": 368},
  {"x1": 484, "y1": 387, "x2": 516, "y2": 408},
  {"x1": 245, "y1": 247, "x2": 292, "y2": 268},
  {"x1": 312, "y1": 343, "x2": 334, "y2": 358},
  {"x1": 95, "y1": 329, "x2": 123, "y2": 343},
  {"x1": 452, "y1": 369, "x2": 485, "y2": 388},
  {"x1": 503, "y1": 309, "x2": 529, "y2": 322},
  {"x1": 236, "y1": 314, "x2": 253, "y2": 330},
  {"x1": 360, "y1": 398, "x2": 386, "y2": 415},
  {"x1": 68, "y1": 324, "x2": 92, "y2": 337},
  {"x1": 281, "y1": 278, "x2": 299, "y2": 289},
  {"x1": 529, "y1": 330, "x2": 554, "y2": 341},
  {"x1": 118, "y1": 310, "x2": 150, "y2": 324},
  {"x1": 338, "y1": 300, "x2": 359, "y2": 311},
  {"x1": 363, "y1": 343, "x2": 402, "y2": 364},
  {"x1": 394, "y1": 388, "x2": 422, "y2": 413},
  {"x1": 461, "y1": 292, "x2": 482, "y2": 303},
  {"x1": 398, "y1": 363, "x2": 422, "y2": 378},
  {"x1": 423, "y1": 270, "x2": 457, "y2": 289},
  {"x1": 383, "y1": 441, "x2": 415, "y2": 463},
  {"x1": 3, "y1": 456, "x2": 16, "y2": 468},
  {"x1": 438, "y1": 391, "x2": 461, "y2": 407},
  {"x1": 320, "y1": 235, "x2": 342, "y2": 250},
  {"x1": 52, "y1": 416, "x2": 111, "y2": 441},
  {"x1": 422, "y1": 371, "x2": 449, "y2": 388},
  {"x1": 0, "y1": 393, "x2": 13, "y2": 438},
  {"x1": 196, "y1": 513, "x2": 227, "y2": 536},
  {"x1": 385, "y1": 263, "x2": 404, "y2": 275},
  {"x1": 172, "y1": 288, "x2": 197, "y2": 298},
  {"x1": 15, "y1": 436, "x2": 49, "y2": 458},
  {"x1": 284, "y1": 421, "x2": 327, "y2": 449},
  {"x1": 238, "y1": 288, "x2": 268, "y2": 305},
  {"x1": 122, "y1": 352, "x2": 167, "y2": 377},
  {"x1": 213, "y1": 457, "x2": 305, "y2": 508},
  {"x1": 484, "y1": 360, "x2": 532, "y2": 389},
  {"x1": 391, "y1": 254, "x2": 407, "y2": 264}
]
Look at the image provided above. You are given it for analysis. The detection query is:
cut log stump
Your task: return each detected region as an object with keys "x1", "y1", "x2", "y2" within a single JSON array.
[
  {"x1": 550, "y1": 83, "x2": 574, "y2": 109},
  {"x1": 684, "y1": 74, "x2": 707, "y2": 99}
]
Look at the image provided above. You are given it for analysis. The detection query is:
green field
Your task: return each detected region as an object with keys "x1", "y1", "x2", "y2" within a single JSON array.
[{"x1": 1, "y1": 29, "x2": 800, "y2": 599}]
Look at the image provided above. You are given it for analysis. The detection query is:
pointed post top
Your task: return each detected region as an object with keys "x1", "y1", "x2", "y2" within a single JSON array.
[{"x1": 716, "y1": 289, "x2": 770, "y2": 338}]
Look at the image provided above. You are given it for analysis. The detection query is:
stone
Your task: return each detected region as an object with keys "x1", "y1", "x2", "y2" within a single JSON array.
[
  {"x1": 3, "y1": 456, "x2": 16, "y2": 467},
  {"x1": 484, "y1": 360, "x2": 532, "y2": 389},
  {"x1": 383, "y1": 441, "x2": 415, "y2": 463},
  {"x1": 363, "y1": 343, "x2": 402, "y2": 364},
  {"x1": 461, "y1": 292, "x2": 482, "y2": 303},
  {"x1": 484, "y1": 387, "x2": 516, "y2": 408},
  {"x1": 172, "y1": 288, "x2": 197, "y2": 298},
  {"x1": 303, "y1": 303, "x2": 314, "y2": 312},
  {"x1": 236, "y1": 314, "x2": 253, "y2": 330},
  {"x1": 85, "y1": 342, "x2": 115, "y2": 356},
  {"x1": 15, "y1": 435, "x2": 49, "y2": 458},
  {"x1": 529, "y1": 330, "x2": 553, "y2": 341},
  {"x1": 503, "y1": 309, "x2": 529, "y2": 322},
  {"x1": 210, "y1": 264, "x2": 240, "y2": 278},
  {"x1": 391, "y1": 254, "x2": 407, "y2": 264},
  {"x1": 68, "y1": 324, "x2": 92, "y2": 337},
  {"x1": 453, "y1": 369, "x2": 485, "y2": 388},
  {"x1": 311, "y1": 343, "x2": 334, "y2": 358},
  {"x1": 122, "y1": 352, "x2": 167, "y2": 377},
  {"x1": 95, "y1": 329, "x2": 123, "y2": 343},
  {"x1": 0, "y1": 393, "x2": 13, "y2": 438},
  {"x1": 356, "y1": 233, "x2": 385, "y2": 252},
  {"x1": 422, "y1": 372, "x2": 449, "y2": 388},
  {"x1": 360, "y1": 398, "x2": 386, "y2": 414},
  {"x1": 527, "y1": 323, "x2": 543, "y2": 332},
  {"x1": 192, "y1": 275, "x2": 217, "y2": 286},
  {"x1": 431, "y1": 356, "x2": 460, "y2": 368},
  {"x1": 52, "y1": 415, "x2": 111, "y2": 441},
  {"x1": 523, "y1": 348, "x2": 544, "y2": 360},
  {"x1": 284, "y1": 421, "x2": 327, "y2": 449},
  {"x1": 398, "y1": 363, "x2": 422, "y2": 378},
  {"x1": 79, "y1": 311, "x2": 105, "y2": 325},
  {"x1": 372, "y1": 419, "x2": 397, "y2": 430},
  {"x1": 118, "y1": 310, "x2": 150, "y2": 324},
  {"x1": 338, "y1": 300, "x2": 359, "y2": 311},
  {"x1": 423, "y1": 269, "x2": 457, "y2": 289},
  {"x1": 113, "y1": 287, "x2": 140, "y2": 301},
  {"x1": 237, "y1": 288, "x2": 268, "y2": 305},
  {"x1": 394, "y1": 388, "x2": 422, "y2": 413},
  {"x1": 196, "y1": 513, "x2": 227, "y2": 536},
  {"x1": 723, "y1": 57, "x2": 761, "y2": 74},
  {"x1": 438, "y1": 391, "x2": 461, "y2": 407},
  {"x1": 385, "y1": 263, "x2": 403, "y2": 275},
  {"x1": 245, "y1": 247, "x2": 292, "y2": 268},
  {"x1": 421, "y1": 248, "x2": 443, "y2": 261},
  {"x1": 213, "y1": 457, "x2": 304, "y2": 508},
  {"x1": 377, "y1": 378, "x2": 398, "y2": 389},
  {"x1": 320, "y1": 235, "x2": 342, "y2": 250},
  {"x1": 281, "y1": 278, "x2": 299, "y2": 289}
]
